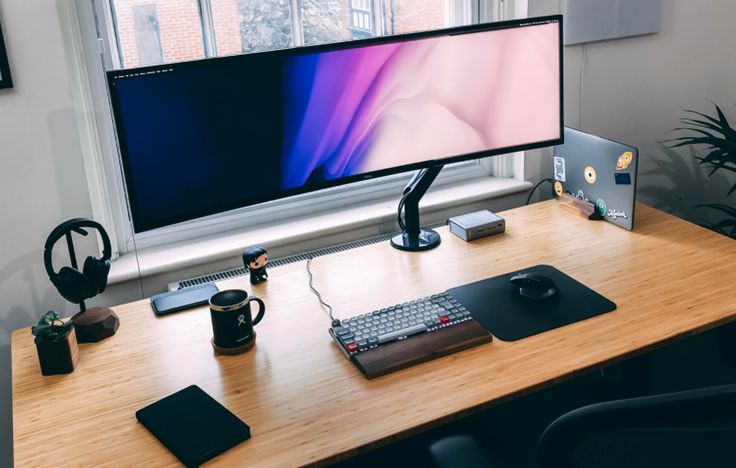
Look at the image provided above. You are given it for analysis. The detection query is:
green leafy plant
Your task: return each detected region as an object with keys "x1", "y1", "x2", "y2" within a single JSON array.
[
  {"x1": 667, "y1": 103, "x2": 736, "y2": 193},
  {"x1": 666, "y1": 103, "x2": 736, "y2": 238},
  {"x1": 31, "y1": 311, "x2": 74, "y2": 344}
]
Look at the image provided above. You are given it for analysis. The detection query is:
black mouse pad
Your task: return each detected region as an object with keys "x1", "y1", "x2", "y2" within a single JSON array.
[{"x1": 447, "y1": 265, "x2": 616, "y2": 341}]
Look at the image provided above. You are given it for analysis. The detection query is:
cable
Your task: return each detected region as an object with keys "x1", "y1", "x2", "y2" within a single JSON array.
[
  {"x1": 526, "y1": 178, "x2": 554, "y2": 205},
  {"x1": 397, "y1": 172, "x2": 420, "y2": 232},
  {"x1": 579, "y1": 43, "x2": 586, "y2": 130},
  {"x1": 306, "y1": 257, "x2": 340, "y2": 326},
  {"x1": 397, "y1": 193, "x2": 408, "y2": 231}
]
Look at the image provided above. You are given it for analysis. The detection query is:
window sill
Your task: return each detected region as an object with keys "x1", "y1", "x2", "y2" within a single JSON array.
[{"x1": 108, "y1": 177, "x2": 531, "y2": 285}]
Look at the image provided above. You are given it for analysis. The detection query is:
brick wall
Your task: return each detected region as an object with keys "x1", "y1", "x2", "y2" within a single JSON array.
[
  {"x1": 388, "y1": 0, "x2": 446, "y2": 34},
  {"x1": 113, "y1": 0, "x2": 204, "y2": 68},
  {"x1": 210, "y1": 0, "x2": 242, "y2": 56}
]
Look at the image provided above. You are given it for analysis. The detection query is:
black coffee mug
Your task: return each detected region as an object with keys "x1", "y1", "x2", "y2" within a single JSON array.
[{"x1": 209, "y1": 289, "x2": 265, "y2": 353}]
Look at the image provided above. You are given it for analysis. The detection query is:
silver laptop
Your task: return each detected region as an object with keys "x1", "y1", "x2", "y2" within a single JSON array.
[{"x1": 553, "y1": 128, "x2": 638, "y2": 230}]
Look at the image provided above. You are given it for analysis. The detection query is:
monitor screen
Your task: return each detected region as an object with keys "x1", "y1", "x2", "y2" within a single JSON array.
[{"x1": 108, "y1": 16, "x2": 562, "y2": 232}]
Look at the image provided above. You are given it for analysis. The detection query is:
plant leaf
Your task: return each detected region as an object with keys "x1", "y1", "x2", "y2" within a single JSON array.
[
  {"x1": 695, "y1": 203, "x2": 736, "y2": 217},
  {"x1": 31, "y1": 324, "x2": 50, "y2": 336},
  {"x1": 712, "y1": 220, "x2": 736, "y2": 229},
  {"x1": 32, "y1": 311, "x2": 72, "y2": 341},
  {"x1": 39, "y1": 311, "x2": 60, "y2": 325}
]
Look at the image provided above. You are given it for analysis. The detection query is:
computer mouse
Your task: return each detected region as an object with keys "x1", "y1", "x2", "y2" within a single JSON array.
[{"x1": 509, "y1": 272, "x2": 559, "y2": 301}]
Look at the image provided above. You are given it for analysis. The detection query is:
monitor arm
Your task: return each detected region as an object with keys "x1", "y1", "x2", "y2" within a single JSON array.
[{"x1": 390, "y1": 165, "x2": 443, "y2": 251}]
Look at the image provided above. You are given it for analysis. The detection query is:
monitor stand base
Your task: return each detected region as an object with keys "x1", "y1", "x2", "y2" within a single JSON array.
[{"x1": 390, "y1": 228, "x2": 441, "y2": 252}]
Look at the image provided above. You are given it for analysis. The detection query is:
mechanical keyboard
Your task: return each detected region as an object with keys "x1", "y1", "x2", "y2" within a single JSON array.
[{"x1": 329, "y1": 291, "x2": 473, "y2": 358}]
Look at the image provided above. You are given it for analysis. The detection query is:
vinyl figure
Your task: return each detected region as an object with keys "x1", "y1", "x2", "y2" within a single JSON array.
[{"x1": 242, "y1": 245, "x2": 269, "y2": 285}]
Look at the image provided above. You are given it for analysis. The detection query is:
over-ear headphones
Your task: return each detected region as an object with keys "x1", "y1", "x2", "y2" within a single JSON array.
[{"x1": 43, "y1": 218, "x2": 112, "y2": 304}]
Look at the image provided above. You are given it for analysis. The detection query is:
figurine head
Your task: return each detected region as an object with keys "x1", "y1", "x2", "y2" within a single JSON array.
[{"x1": 242, "y1": 245, "x2": 268, "y2": 271}]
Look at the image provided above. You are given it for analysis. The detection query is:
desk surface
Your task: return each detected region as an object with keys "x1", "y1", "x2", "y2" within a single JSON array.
[{"x1": 12, "y1": 201, "x2": 736, "y2": 466}]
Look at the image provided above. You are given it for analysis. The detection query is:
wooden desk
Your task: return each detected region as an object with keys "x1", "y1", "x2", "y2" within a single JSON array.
[{"x1": 12, "y1": 201, "x2": 736, "y2": 466}]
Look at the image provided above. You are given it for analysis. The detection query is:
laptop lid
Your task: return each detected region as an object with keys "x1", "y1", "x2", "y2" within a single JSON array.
[{"x1": 553, "y1": 127, "x2": 638, "y2": 230}]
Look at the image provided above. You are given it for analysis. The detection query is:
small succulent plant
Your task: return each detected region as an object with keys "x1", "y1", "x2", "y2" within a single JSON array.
[{"x1": 31, "y1": 311, "x2": 74, "y2": 344}]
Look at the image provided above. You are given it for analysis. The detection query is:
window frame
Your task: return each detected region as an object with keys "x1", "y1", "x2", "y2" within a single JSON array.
[{"x1": 67, "y1": 0, "x2": 527, "y2": 257}]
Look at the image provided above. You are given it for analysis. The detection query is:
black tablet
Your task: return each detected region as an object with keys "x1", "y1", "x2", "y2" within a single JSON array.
[{"x1": 136, "y1": 385, "x2": 251, "y2": 467}]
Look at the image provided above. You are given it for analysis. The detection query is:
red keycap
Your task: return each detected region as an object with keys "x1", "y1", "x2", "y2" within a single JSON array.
[
  {"x1": 346, "y1": 342, "x2": 358, "y2": 353},
  {"x1": 439, "y1": 315, "x2": 449, "y2": 324}
]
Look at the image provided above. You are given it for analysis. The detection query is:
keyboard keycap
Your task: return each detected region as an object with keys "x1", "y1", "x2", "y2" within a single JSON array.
[{"x1": 378, "y1": 324, "x2": 427, "y2": 344}]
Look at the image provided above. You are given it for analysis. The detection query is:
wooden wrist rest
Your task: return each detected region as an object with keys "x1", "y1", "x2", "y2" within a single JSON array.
[{"x1": 353, "y1": 320, "x2": 492, "y2": 379}]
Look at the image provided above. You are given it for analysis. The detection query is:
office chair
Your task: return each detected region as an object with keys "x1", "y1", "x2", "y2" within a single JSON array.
[{"x1": 429, "y1": 383, "x2": 736, "y2": 468}]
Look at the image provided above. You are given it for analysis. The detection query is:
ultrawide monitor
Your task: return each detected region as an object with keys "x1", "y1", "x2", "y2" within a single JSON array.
[{"x1": 108, "y1": 15, "x2": 563, "y2": 233}]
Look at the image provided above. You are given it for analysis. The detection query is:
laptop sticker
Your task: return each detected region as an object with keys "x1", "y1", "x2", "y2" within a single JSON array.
[
  {"x1": 616, "y1": 151, "x2": 633, "y2": 170},
  {"x1": 614, "y1": 173, "x2": 632, "y2": 185},
  {"x1": 607, "y1": 209, "x2": 628, "y2": 220},
  {"x1": 554, "y1": 157, "x2": 566, "y2": 182},
  {"x1": 584, "y1": 166, "x2": 597, "y2": 184},
  {"x1": 595, "y1": 199, "x2": 607, "y2": 216},
  {"x1": 554, "y1": 180, "x2": 564, "y2": 197}
]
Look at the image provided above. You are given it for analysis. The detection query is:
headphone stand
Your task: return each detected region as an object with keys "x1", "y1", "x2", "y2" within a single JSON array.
[{"x1": 60, "y1": 228, "x2": 119, "y2": 343}]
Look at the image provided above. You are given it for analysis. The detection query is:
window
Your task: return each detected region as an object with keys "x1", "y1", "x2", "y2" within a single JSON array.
[
  {"x1": 349, "y1": 0, "x2": 373, "y2": 38},
  {"x1": 108, "y1": 0, "x2": 489, "y2": 65},
  {"x1": 75, "y1": 0, "x2": 524, "y2": 255}
]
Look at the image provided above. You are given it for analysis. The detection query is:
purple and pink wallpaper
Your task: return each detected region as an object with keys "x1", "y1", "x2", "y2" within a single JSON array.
[{"x1": 281, "y1": 22, "x2": 560, "y2": 189}]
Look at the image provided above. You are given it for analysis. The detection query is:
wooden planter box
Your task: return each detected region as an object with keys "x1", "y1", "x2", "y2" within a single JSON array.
[{"x1": 35, "y1": 327, "x2": 80, "y2": 376}]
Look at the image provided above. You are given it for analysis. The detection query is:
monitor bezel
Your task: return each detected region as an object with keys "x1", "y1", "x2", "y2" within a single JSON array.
[{"x1": 107, "y1": 14, "x2": 564, "y2": 233}]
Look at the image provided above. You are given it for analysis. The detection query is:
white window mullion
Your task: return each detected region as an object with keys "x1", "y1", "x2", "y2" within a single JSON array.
[
  {"x1": 198, "y1": 0, "x2": 218, "y2": 57},
  {"x1": 291, "y1": 0, "x2": 305, "y2": 46},
  {"x1": 510, "y1": 0, "x2": 529, "y2": 19},
  {"x1": 371, "y1": 0, "x2": 382, "y2": 35},
  {"x1": 96, "y1": 0, "x2": 122, "y2": 70},
  {"x1": 446, "y1": 0, "x2": 476, "y2": 26}
]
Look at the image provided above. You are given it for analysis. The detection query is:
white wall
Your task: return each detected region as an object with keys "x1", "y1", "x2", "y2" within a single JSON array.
[
  {"x1": 0, "y1": 1, "x2": 96, "y2": 465},
  {"x1": 532, "y1": 0, "x2": 736, "y2": 221}
]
